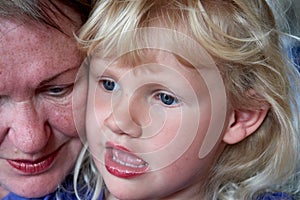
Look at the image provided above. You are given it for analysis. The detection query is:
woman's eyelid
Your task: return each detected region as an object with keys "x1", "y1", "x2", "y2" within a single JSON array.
[
  {"x1": 32, "y1": 84, "x2": 74, "y2": 100},
  {"x1": 39, "y1": 84, "x2": 73, "y2": 95}
]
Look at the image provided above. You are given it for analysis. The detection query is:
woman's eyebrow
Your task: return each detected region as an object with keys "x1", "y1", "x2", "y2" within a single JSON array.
[{"x1": 38, "y1": 67, "x2": 78, "y2": 86}]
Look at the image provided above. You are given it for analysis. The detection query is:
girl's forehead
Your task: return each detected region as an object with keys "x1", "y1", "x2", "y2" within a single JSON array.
[
  {"x1": 90, "y1": 49, "x2": 219, "y2": 93},
  {"x1": 93, "y1": 49, "x2": 196, "y2": 73},
  {"x1": 93, "y1": 27, "x2": 215, "y2": 62},
  {"x1": 94, "y1": 42, "x2": 215, "y2": 71}
]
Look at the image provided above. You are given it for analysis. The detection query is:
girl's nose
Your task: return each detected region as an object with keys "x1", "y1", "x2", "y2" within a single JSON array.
[{"x1": 104, "y1": 93, "x2": 144, "y2": 138}]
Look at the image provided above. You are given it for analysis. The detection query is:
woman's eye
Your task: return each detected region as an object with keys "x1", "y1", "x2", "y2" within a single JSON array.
[
  {"x1": 102, "y1": 79, "x2": 119, "y2": 91},
  {"x1": 39, "y1": 84, "x2": 73, "y2": 97},
  {"x1": 158, "y1": 93, "x2": 179, "y2": 106},
  {"x1": 49, "y1": 87, "x2": 65, "y2": 94},
  {"x1": 0, "y1": 95, "x2": 8, "y2": 106}
]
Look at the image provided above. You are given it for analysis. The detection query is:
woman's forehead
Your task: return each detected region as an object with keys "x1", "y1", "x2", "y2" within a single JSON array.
[
  {"x1": 0, "y1": 0, "x2": 83, "y2": 36},
  {"x1": 0, "y1": 17, "x2": 82, "y2": 84}
]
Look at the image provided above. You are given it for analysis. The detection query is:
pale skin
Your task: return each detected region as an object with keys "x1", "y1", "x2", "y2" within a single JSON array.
[
  {"x1": 85, "y1": 50, "x2": 268, "y2": 200},
  {"x1": 0, "y1": 2, "x2": 84, "y2": 198}
]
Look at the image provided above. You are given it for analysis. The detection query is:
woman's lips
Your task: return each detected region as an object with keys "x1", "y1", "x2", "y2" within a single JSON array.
[
  {"x1": 6, "y1": 148, "x2": 60, "y2": 175},
  {"x1": 105, "y1": 143, "x2": 149, "y2": 178}
]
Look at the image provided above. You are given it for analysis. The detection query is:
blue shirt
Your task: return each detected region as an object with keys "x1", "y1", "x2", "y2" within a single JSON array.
[
  {"x1": 288, "y1": 42, "x2": 300, "y2": 72},
  {"x1": 2, "y1": 189, "x2": 289, "y2": 200},
  {"x1": 2, "y1": 191, "x2": 77, "y2": 200},
  {"x1": 257, "y1": 192, "x2": 295, "y2": 200}
]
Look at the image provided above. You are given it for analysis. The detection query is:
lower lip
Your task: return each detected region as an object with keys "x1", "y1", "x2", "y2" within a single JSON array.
[
  {"x1": 7, "y1": 149, "x2": 60, "y2": 175},
  {"x1": 105, "y1": 148, "x2": 148, "y2": 179}
]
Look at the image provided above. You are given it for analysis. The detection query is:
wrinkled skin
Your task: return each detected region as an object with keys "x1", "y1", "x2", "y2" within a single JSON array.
[{"x1": 0, "y1": 2, "x2": 84, "y2": 198}]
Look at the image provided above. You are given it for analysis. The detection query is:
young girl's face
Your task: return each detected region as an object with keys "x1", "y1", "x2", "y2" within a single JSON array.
[{"x1": 86, "y1": 50, "x2": 227, "y2": 199}]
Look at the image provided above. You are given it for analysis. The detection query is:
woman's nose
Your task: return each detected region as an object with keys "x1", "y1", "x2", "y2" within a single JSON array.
[{"x1": 8, "y1": 101, "x2": 51, "y2": 154}]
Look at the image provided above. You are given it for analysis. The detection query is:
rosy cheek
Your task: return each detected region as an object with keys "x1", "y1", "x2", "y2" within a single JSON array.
[
  {"x1": 45, "y1": 103, "x2": 78, "y2": 137},
  {"x1": 93, "y1": 91, "x2": 112, "y2": 125}
]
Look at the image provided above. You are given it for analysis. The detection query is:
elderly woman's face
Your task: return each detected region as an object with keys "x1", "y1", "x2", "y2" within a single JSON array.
[{"x1": 0, "y1": 13, "x2": 83, "y2": 198}]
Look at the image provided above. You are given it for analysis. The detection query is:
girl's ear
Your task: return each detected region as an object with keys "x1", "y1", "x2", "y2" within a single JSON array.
[{"x1": 223, "y1": 108, "x2": 269, "y2": 144}]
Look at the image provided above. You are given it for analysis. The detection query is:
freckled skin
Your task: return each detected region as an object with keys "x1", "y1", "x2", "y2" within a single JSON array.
[{"x1": 0, "y1": 9, "x2": 84, "y2": 199}]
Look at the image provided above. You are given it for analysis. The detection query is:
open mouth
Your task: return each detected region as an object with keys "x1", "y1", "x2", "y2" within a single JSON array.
[
  {"x1": 7, "y1": 148, "x2": 60, "y2": 175},
  {"x1": 105, "y1": 143, "x2": 149, "y2": 178}
]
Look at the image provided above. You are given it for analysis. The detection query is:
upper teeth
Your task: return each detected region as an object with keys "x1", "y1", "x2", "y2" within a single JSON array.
[{"x1": 112, "y1": 149, "x2": 147, "y2": 168}]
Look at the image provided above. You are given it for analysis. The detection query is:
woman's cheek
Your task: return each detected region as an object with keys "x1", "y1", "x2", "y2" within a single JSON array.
[{"x1": 45, "y1": 102, "x2": 78, "y2": 137}]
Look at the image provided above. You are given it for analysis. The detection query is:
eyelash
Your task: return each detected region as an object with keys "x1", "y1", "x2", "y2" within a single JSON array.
[
  {"x1": 0, "y1": 95, "x2": 8, "y2": 106},
  {"x1": 39, "y1": 84, "x2": 74, "y2": 97},
  {"x1": 99, "y1": 77, "x2": 180, "y2": 106},
  {"x1": 101, "y1": 79, "x2": 120, "y2": 91},
  {"x1": 154, "y1": 91, "x2": 179, "y2": 106}
]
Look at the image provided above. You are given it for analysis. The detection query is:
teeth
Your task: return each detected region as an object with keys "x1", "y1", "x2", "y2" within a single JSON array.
[{"x1": 112, "y1": 149, "x2": 147, "y2": 168}]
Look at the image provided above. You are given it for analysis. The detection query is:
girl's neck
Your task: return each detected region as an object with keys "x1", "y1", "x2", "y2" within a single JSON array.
[{"x1": 105, "y1": 181, "x2": 206, "y2": 200}]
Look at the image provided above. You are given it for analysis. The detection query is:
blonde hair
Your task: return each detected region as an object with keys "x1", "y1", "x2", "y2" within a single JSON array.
[{"x1": 75, "y1": 0, "x2": 300, "y2": 199}]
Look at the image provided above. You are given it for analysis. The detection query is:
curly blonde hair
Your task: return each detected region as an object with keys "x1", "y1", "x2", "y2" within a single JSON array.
[{"x1": 75, "y1": 0, "x2": 300, "y2": 199}]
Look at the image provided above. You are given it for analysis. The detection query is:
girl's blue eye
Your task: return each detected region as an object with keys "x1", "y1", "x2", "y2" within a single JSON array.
[
  {"x1": 102, "y1": 79, "x2": 120, "y2": 91},
  {"x1": 159, "y1": 93, "x2": 178, "y2": 106}
]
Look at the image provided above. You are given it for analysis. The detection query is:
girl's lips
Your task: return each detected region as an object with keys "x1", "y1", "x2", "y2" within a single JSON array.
[
  {"x1": 105, "y1": 142, "x2": 149, "y2": 178},
  {"x1": 6, "y1": 148, "x2": 60, "y2": 175}
]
